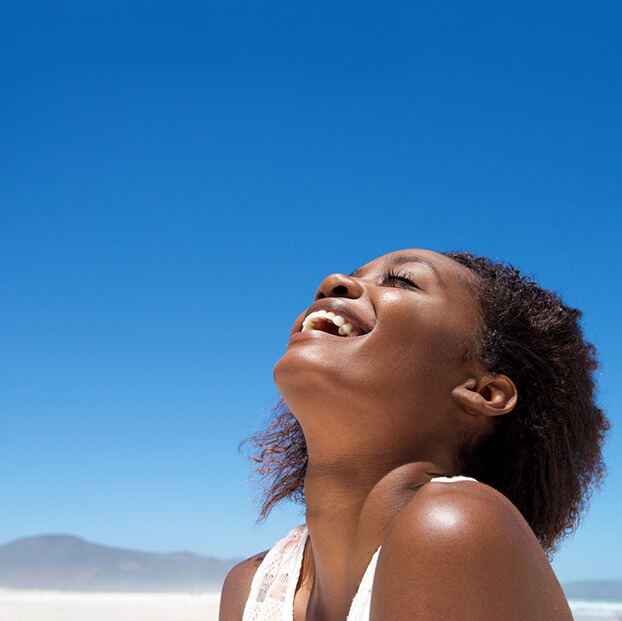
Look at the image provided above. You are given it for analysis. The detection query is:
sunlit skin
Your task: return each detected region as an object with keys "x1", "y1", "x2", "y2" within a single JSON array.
[{"x1": 219, "y1": 249, "x2": 573, "y2": 621}]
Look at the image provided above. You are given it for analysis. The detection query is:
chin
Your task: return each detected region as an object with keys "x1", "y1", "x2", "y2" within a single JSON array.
[
  {"x1": 272, "y1": 350, "x2": 309, "y2": 404},
  {"x1": 273, "y1": 348, "x2": 350, "y2": 416}
]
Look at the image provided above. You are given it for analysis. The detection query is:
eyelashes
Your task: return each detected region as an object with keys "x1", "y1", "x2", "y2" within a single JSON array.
[{"x1": 381, "y1": 269, "x2": 420, "y2": 290}]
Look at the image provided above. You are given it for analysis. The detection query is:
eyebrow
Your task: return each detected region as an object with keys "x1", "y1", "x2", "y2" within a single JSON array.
[{"x1": 349, "y1": 255, "x2": 441, "y2": 280}]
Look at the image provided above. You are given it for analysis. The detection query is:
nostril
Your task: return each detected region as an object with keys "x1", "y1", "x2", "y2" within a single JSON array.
[{"x1": 316, "y1": 274, "x2": 361, "y2": 301}]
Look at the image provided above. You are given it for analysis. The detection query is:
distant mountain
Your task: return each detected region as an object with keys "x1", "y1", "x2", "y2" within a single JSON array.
[
  {"x1": 0, "y1": 535, "x2": 239, "y2": 592},
  {"x1": 563, "y1": 580, "x2": 622, "y2": 602}
]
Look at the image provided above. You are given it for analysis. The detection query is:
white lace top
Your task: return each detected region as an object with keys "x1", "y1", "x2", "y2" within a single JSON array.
[{"x1": 242, "y1": 476, "x2": 476, "y2": 621}]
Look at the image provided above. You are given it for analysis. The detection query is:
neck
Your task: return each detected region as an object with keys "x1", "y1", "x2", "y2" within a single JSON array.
[{"x1": 299, "y1": 453, "x2": 446, "y2": 620}]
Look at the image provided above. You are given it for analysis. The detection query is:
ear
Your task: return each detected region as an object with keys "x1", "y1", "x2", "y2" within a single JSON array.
[{"x1": 451, "y1": 374, "x2": 517, "y2": 418}]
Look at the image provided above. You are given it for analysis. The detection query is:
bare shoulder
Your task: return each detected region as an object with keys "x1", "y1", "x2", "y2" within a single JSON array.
[
  {"x1": 218, "y1": 551, "x2": 267, "y2": 621},
  {"x1": 371, "y1": 480, "x2": 573, "y2": 621}
]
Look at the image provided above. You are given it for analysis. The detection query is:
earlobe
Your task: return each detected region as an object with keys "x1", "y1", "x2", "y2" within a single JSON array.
[{"x1": 452, "y1": 374, "x2": 518, "y2": 418}]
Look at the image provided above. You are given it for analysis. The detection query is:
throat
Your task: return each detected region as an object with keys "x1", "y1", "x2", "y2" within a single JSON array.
[
  {"x1": 302, "y1": 459, "x2": 442, "y2": 574},
  {"x1": 295, "y1": 545, "x2": 361, "y2": 621},
  {"x1": 298, "y1": 462, "x2": 432, "y2": 621}
]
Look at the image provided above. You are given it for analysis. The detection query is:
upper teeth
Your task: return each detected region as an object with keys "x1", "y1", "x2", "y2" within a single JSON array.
[{"x1": 301, "y1": 310, "x2": 355, "y2": 336}]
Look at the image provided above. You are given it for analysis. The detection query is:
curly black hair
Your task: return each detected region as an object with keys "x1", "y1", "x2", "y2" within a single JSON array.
[{"x1": 246, "y1": 252, "x2": 609, "y2": 553}]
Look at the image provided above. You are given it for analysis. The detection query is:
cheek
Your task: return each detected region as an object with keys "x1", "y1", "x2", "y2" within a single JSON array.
[
  {"x1": 369, "y1": 315, "x2": 471, "y2": 393},
  {"x1": 379, "y1": 301, "x2": 464, "y2": 358}
]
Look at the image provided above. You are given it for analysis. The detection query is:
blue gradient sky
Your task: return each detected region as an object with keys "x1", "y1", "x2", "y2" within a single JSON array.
[{"x1": 1, "y1": 1, "x2": 620, "y2": 583}]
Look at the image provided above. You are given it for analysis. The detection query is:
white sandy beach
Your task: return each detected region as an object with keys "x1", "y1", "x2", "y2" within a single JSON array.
[
  {"x1": 1, "y1": 590, "x2": 621, "y2": 620},
  {"x1": 0, "y1": 590, "x2": 221, "y2": 621},
  {"x1": 568, "y1": 600, "x2": 622, "y2": 620}
]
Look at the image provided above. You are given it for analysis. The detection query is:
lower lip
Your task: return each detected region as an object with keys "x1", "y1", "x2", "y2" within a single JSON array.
[{"x1": 288, "y1": 330, "x2": 345, "y2": 344}]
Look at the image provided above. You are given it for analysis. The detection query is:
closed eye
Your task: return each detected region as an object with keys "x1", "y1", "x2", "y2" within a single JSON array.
[{"x1": 381, "y1": 269, "x2": 420, "y2": 290}]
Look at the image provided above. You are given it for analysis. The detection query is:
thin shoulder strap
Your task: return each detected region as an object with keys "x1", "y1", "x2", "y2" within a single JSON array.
[{"x1": 242, "y1": 525, "x2": 308, "y2": 621}]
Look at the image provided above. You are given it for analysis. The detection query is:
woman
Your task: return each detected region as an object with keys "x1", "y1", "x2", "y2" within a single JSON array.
[{"x1": 219, "y1": 249, "x2": 609, "y2": 620}]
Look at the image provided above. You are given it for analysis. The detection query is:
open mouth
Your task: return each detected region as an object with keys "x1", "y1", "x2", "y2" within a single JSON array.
[{"x1": 301, "y1": 310, "x2": 361, "y2": 337}]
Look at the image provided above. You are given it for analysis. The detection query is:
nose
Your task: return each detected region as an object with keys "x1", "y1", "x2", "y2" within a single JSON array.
[{"x1": 315, "y1": 273, "x2": 364, "y2": 301}]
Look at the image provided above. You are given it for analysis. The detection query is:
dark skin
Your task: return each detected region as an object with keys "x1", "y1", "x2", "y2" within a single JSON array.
[{"x1": 219, "y1": 249, "x2": 573, "y2": 621}]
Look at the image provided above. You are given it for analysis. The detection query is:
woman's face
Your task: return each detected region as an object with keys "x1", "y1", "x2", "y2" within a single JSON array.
[{"x1": 273, "y1": 249, "x2": 484, "y2": 459}]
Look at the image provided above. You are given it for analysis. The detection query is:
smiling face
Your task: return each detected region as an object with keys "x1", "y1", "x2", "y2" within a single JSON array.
[{"x1": 273, "y1": 249, "x2": 486, "y2": 466}]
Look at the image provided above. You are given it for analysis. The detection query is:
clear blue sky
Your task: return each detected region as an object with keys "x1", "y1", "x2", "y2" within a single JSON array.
[{"x1": 1, "y1": 1, "x2": 620, "y2": 583}]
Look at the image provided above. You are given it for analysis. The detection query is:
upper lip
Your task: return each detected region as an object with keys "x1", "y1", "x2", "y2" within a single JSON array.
[{"x1": 297, "y1": 299, "x2": 374, "y2": 336}]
